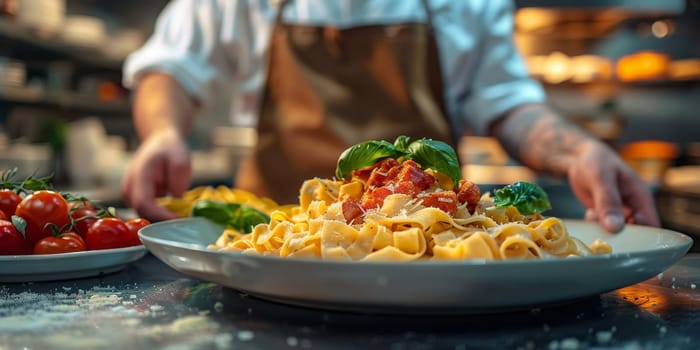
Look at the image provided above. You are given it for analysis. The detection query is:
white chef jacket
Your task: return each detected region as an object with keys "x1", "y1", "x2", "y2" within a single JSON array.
[{"x1": 123, "y1": 0, "x2": 545, "y2": 136}]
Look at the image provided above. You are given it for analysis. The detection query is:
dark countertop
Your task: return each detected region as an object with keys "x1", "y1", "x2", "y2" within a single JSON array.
[{"x1": 1, "y1": 253, "x2": 699, "y2": 350}]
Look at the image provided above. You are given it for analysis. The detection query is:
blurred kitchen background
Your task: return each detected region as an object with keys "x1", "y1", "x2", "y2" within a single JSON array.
[{"x1": 0, "y1": 0, "x2": 699, "y2": 235}]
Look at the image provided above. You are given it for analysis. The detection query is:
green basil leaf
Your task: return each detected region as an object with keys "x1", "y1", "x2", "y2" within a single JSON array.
[
  {"x1": 393, "y1": 135, "x2": 411, "y2": 153},
  {"x1": 235, "y1": 205, "x2": 271, "y2": 234},
  {"x1": 493, "y1": 181, "x2": 552, "y2": 215},
  {"x1": 405, "y1": 138, "x2": 462, "y2": 185},
  {"x1": 191, "y1": 199, "x2": 270, "y2": 234},
  {"x1": 335, "y1": 140, "x2": 398, "y2": 180}
]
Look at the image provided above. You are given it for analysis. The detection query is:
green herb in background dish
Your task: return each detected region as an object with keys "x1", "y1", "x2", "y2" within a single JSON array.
[
  {"x1": 191, "y1": 200, "x2": 270, "y2": 234},
  {"x1": 335, "y1": 136, "x2": 462, "y2": 185},
  {"x1": 493, "y1": 181, "x2": 552, "y2": 215}
]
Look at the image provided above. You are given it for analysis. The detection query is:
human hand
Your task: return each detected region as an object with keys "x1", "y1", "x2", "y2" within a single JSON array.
[
  {"x1": 121, "y1": 128, "x2": 191, "y2": 221},
  {"x1": 566, "y1": 140, "x2": 660, "y2": 233}
]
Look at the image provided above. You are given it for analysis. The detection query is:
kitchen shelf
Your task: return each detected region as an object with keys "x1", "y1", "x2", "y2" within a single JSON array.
[
  {"x1": 0, "y1": 18, "x2": 124, "y2": 70},
  {"x1": 0, "y1": 85, "x2": 131, "y2": 116}
]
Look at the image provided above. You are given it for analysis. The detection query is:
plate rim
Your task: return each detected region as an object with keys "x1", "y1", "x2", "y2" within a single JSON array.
[
  {"x1": 138, "y1": 217, "x2": 694, "y2": 313},
  {"x1": 0, "y1": 245, "x2": 147, "y2": 262},
  {"x1": 0, "y1": 245, "x2": 148, "y2": 282},
  {"x1": 139, "y1": 217, "x2": 694, "y2": 267}
]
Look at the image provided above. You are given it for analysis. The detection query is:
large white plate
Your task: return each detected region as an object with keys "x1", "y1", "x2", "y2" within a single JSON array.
[
  {"x1": 139, "y1": 217, "x2": 693, "y2": 314},
  {"x1": 0, "y1": 246, "x2": 148, "y2": 283}
]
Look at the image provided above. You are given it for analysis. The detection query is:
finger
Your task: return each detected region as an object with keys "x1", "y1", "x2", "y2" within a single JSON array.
[
  {"x1": 122, "y1": 164, "x2": 148, "y2": 210},
  {"x1": 591, "y1": 172, "x2": 625, "y2": 233},
  {"x1": 135, "y1": 201, "x2": 179, "y2": 222},
  {"x1": 130, "y1": 158, "x2": 178, "y2": 222},
  {"x1": 152, "y1": 158, "x2": 166, "y2": 197},
  {"x1": 166, "y1": 152, "x2": 191, "y2": 198},
  {"x1": 619, "y1": 172, "x2": 660, "y2": 227},
  {"x1": 633, "y1": 210, "x2": 658, "y2": 226},
  {"x1": 584, "y1": 208, "x2": 598, "y2": 222},
  {"x1": 120, "y1": 166, "x2": 135, "y2": 208}
]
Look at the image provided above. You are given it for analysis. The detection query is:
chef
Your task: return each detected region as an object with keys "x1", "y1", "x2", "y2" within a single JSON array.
[{"x1": 121, "y1": 0, "x2": 659, "y2": 233}]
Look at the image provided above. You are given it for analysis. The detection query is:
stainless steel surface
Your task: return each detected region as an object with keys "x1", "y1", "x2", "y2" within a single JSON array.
[{"x1": 1, "y1": 253, "x2": 699, "y2": 349}]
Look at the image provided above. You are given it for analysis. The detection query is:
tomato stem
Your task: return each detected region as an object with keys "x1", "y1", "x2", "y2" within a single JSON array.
[{"x1": 0, "y1": 167, "x2": 54, "y2": 194}]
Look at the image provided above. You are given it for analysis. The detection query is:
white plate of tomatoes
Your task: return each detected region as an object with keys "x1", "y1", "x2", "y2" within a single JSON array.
[
  {"x1": 0, "y1": 173, "x2": 151, "y2": 282},
  {"x1": 0, "y1": 245, "x2": 148, "y2": 282}
]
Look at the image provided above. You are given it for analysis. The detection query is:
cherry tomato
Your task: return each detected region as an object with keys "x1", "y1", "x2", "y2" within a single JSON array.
[
  {"x1": 15, "y1": 190, "x2": 70, "y2": 245},
  {"x1": 0, "y1": 220, "x2": 29, "y2": 255},
  {"x1": 0, "y1": 189, "x2": 21, "y2": 218},
  {"x1": 0, "y1": 210, "x2": 7, "y2": 221},
  {"x1": 33, "y1": 232, "x2": 87, "y2": 255},
  {"x1": 125, "y1": 218, "x2": 151, "y2": 246},
  {"x1": 70, "y1": 207, "x2": 100, "y2": 238},
  {"x1": 86, "y1": 217, "x2": 131, "y2": 250}
]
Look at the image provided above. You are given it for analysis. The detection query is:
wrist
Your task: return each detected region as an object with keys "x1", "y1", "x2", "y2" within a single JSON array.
[
  {"x1": 551, "y1": 138, "x2": 602, "y2": 176},
  {"x1": 495, "y1": 104, "x2": 598, "y2": 177}
]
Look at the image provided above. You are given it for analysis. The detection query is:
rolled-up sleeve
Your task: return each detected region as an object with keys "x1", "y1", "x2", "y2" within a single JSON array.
[
  {"x1": 461, "y1": 0, "x2": 546, "y2": 136},
  {"x1": 123, "y1": 0, "x2": 237, "y2": 108}
]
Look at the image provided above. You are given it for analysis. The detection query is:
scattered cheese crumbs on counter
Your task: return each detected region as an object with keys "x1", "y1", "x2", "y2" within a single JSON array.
[
  {"x1": 237, "y1": 330, "x2": 255, "y2": 341},
  {"x1": 0, "y1": 284, "x2": 232, "y2": 349},
  {"x1": 287, "y1": 336, "x2": 299, "y2": 347},
  {"x1": 299, "y1": 338, "x2": 313, "y2": 348},
  {"x1": 559, "y1": 338, "x2": 580, "y2": 350},
  {"x1": 84, "y1": 294, "x2": 121, "y2": 309},
  {"x1": 144, "y1": 315, "x2": 220, "y2": 336},
  {"x1": 42, "y1": 333, "x2": 110, "y2": 349},
  {"x1": 214, "y1": 333, "x2": 234, "y2": 348},
  {"x1": 214, "y1": 301, "x2": 224, "y2": 312},
  {"x1": 595, "y1": 330, "x2": 613, "y2": 344}
]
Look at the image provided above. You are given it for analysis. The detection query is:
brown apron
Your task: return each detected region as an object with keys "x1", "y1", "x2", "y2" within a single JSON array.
[{"x1": 235, "y1": 0, "x2": 453, "y2": 204}]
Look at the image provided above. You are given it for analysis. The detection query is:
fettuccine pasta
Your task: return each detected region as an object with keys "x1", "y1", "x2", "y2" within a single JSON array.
[{"x1": 208, "y1": 157, "x2": 612, "y2": 261}]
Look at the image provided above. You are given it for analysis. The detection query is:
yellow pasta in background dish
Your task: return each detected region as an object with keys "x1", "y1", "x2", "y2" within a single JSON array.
[
  {"x1": 208, "y1": 140, "x2": 612, "y2": 261},
  {"x1": 157, "y1": 185, "x2": 288, "y2": 217},
  {"x1": 157, "y1": 185, "x2": 293, "y2": 236}
]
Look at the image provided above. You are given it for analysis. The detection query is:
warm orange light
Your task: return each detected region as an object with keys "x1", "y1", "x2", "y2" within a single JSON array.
[
  {"x1": 616, "y1": 51, "x2": 671, "y2": 82},
  {"x1": 613, "y1": 285, "x2": 669, "y2": 313},
  {"x1": 619, "y1": 140, "x2": 678, "y2": 160},
  {"x1": 619, "y1": 140, "x2": 678, "y2": 184},
  {"x1": 612, "y1": 283, "x2": 700, "y2": 317}
]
